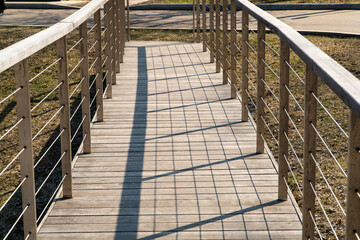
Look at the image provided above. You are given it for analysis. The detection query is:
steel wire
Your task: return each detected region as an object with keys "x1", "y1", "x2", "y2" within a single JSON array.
[
  {"x1": 34, "y1": 129, "x2": 65, "y2": 169},
  {"x1": 309, "y1": 181, "x2": 339, "y2": 240},
  {"x1": 29, "y1": 58, "x2": 62, "y2": 84},
  {"x1": 284, "y1": 84, "x2": 304, "y2": 113},
  {"x1": 311, "y1": 92, "x2": 349, "y2": 139},
  {"x1": 87, "y1": 23, "x2": 98, "y2": 35},
  {"x1": 70, "y1": 96, "x2": 86, "y2": 121},
  {"x1": 285, "y1": 60, "x2": 305, "y2": 85},
  {"x1": 68, "y1": 57, "x2": 85, "y2": 77},
  {"x1": 235, "y1": 43, "x2": 242, "y2": 54},
  {"x1": 310, "y1": 123, "x2": 347, "y2": 178},
  {"x1": 69, "y1": 77, "x2": 85, "y2": 99},
  {"x1": 283, "y1": 108, "x2": 304, "y2": 142},
  {"x1": 261, "y1": 77, "x2": 279, "y2": 102},
  {"x1": 0, "y1": 148, "x2": 25, "y2": 178},
  {"x1": 309, "y1": 152, "x2": 346, "y2": 216},
  {"x1": 3, "y1": 204, "x2": 29, "y2": 240},
  {"x1": 261, "y1": 97, "x2": 279, "y2": 124},
  {"x1": 89, "y1": 73, "x2": 100, "y2": 90},
  {"x1": 67, "y1": 37, "x2": 84, "y2": 54},
  {"x1": 283, "y1": 154, "x2": 303, "y2": 197},
  {"x1": 71, "y1": 115, "x2": 87, "y2": 143},
  {"x1": 0, "y1": 117, "x2": 24, "y2": 142},
  {"x1": 262, "y1": 59, "x2": 280, "y2": 80},
  {"x1": 234, "y1": 58, "x2": 243, "y2": 70},
  {"x1": 35, "y1": 151, "x2": 66, "y2": 196},
  {"x1": 0, "y1": 177, "x2": 27, "y2": 213},
  {"x1": 309, "y1": 209, "x2": 324, "y2": 240},
  {"x1": 89, "y1": 56, "x2": 99, "y2": 72},
  {"x1": 245, "y1": 57, "x2": 257, "y2": 74},
  {"x1": 355, "y1": 232, "x2": 360, "y2": 240},
  {"x1": 90, "y1": 89, "x2": 100, "y2": 107},
  {"x1": 283, "y1": 131, "x2": 304, "y2": 169},
  {"x1": 260, "y1": 115, "x2": 279, "y2": 146},
  {"x1": 262, "y1": 39, "x2": 280, "y2": 57},
  {"x1": 88, "y1": 40, "x2": 98, "y2": 54},
  {"x1": 245, "y1": 23, "x2": 257, "y2": 35},
  {"x1": 32, "y1": 106, "x2": 63, "y2": 141},
  {"x1": 245, "y1": 89, "x2": 257, "y2": 109},
  {"x1": 37, "y1": 174, "x2": 67, "y2": 223},
  {"x1": 103, "y1": 83, "x2": 110, "y2": 97},
  {"x1": 0, "y1": 87, "x2": 22, "y2": 106},
  {"x1": 102, "y1": 56, "x2": 109, "y2": 68},
  {"x1": 102, "y1": 70, "x2": 109, "y2": 83},
  {"x1": 245, "y1": 41, "x2": 257, "y2": 55},
  {"x1": 31, "y1": 82, "x2": 63, "y2": 113}
]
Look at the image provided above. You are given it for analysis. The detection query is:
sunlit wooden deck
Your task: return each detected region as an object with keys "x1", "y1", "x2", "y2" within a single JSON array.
[{"x1": 38, "y1": 41, "x2": 302, "y2": 239}]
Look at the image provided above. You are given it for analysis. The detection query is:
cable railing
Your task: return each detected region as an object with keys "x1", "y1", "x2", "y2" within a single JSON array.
[
  {"x1": 0, "y1": 0, "x2": 128, "y2": 238},
  {"x1": 194, "y1": 0, "x2": 360, "y2": 239}
]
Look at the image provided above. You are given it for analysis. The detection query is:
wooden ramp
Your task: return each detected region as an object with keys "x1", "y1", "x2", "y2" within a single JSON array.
[{"x1": 38, "y1": 41, "x2": 302, "y2": 239}]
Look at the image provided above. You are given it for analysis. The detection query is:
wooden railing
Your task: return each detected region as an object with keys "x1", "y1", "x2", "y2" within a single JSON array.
[
  {"x1": 0, "y1": 0, "x2": 126, "y2": 239},
  {"x1": 193, "y1": 0, "x2": 360, "y2": 239}
]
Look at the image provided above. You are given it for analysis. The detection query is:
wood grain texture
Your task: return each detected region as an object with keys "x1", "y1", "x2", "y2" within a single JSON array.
[{"x1": 38, "y1": 41, "x2": 302, "y2": 240}]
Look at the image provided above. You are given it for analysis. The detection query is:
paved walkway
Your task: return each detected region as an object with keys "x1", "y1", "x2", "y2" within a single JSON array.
[
  {"x1": 37, "y1": 41, "x2": 302, "y2": 239},
  {"x1": 0, "y1": 7, "x2": 359, "y2": 35}
]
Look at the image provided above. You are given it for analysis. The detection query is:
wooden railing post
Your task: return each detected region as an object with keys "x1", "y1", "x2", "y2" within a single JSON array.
[
  {"x1": 193, "y1": 0, "x2": 196, "y2": 41},
  {"x1": 114, "y1": 0, "x2": 120, "y2": 73},
  {"x1": 111, "y1": 0, "x2": 116, "y2": 85},
  {"x1": 15, "y1": 59, "x2": 37, "y2": 240},
  {"x1": 222, "y1": 0, "x2": 228, "y2": 84},
  {"x1": 278, "y1": 39, "x2": 290, "y2": 200},
  {"x1": 126, "y1": 0, "x2": 130, "y2": 41},
  {"x1": 209, "y1": 0, "x2": 214, "y2": 62},
  {"x1": 120, "y1": 0, "x2": 126, "y2": 62},
  {"x1": 241, "y1": 9, "x2": 249, "y2": 122},
  {"x1": 256, "y1": 21, "x2": 265, "y2": 154},
  {"x1": 79, "y1": 22, "x2": 91, "y2": 154},
  {"x1": 346, "y1": 111, "x2": 360, "y2": 240},
  {"x1": 94, "y1": 10, "x2": 104, "y2": 122},
  {"x1": 196, "y1": 0, "x2": 201, "y2": 43},
  {"x1": 56, "y1": 36, "x2": 73, "y2": 198},
  {"x1": 215, "y1": 0, "x2": 220, "y2": 73},
  {"x1": 302, "y1": 65, "x2": 318, "y2": 240},
  {"x1": 230, "y1": 0, "x2": 236, "y2": 99},
  {"x1": 104, "y1": 1, "x2": 113, "y2": 98},
  {"x1": 202, "y1": 0, "x2": 207, "y2": 52}
]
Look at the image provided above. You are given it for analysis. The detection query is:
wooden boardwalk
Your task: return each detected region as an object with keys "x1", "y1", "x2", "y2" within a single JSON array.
[{"x1": 38, "y1": 41, "x2": 302, "y2": 239}]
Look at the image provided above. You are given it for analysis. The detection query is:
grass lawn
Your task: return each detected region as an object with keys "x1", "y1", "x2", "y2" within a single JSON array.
[{"x1": 1, "y1": 26, "x2": 359, "y2": 238}]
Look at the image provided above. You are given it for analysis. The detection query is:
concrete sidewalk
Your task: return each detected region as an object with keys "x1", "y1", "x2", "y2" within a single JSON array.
[{"x1": 0, "y1": 5, "x2": 359, "y2": 36}]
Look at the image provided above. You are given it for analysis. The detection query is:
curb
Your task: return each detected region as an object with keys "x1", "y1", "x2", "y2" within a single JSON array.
[{"x1": 6, "y1": 2, "x2": 360, "y2": 10}]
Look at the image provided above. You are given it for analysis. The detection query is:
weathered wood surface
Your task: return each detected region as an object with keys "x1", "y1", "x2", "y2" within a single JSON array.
[{"x1": 38, "y1": 41, "x2": 302, "y2": 239}]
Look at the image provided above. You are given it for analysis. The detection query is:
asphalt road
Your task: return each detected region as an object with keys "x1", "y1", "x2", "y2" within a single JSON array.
[{"x1": 0, "y1": 8, "x2": 359, "y2": 35}]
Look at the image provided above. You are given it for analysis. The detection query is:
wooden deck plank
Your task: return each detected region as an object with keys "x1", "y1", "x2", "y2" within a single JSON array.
[{"x1": 38, "y1": 41, "x2": 301, "y2": 239}]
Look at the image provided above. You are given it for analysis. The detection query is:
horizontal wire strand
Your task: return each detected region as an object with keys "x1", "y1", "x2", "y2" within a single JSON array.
[
  {"x1": 284, "y1": 84, "x2": 304, "y2": 113},
  {"x1": 262, "y1": 58, "x2": 280, "y2": 80},
  {"x1": 283, "y1": 108, "x2": 304, "y2": 142},
  {"x1": 67, "y1": 37, "x2": 84, "y2": 54},
  {"x1": 69, "y1": 77, "x2": 85, "y2": 99},
  {"x1": 70, "y1": 96, "x2": 86, "y2": 121},
  {"x1": 3, "y1": 204, "x2": 29, "y2": 240},
  {"x1": 309, "y1": 209, "x2": 324, "y2": 240},
  {"x1": 262, "y1": 39, "x2": 280, "y2": 57},
  {"x1": 0, "y1": 117, "x2": 24, "y2": 142},
  {"x1": 71, "y1": 115, "x2": 87, "y2": 143},
  {"x1": 261, "y1": 96, "x2": 279, "y2": 124},
  {"x1": 32, "y1": 106, "x2": 64, "y2": 141},
  {"x1": 0, "y1": 148, "x2": 25, "y2": 178},
  {"x1": 68, "y1": 57, "x2": 85, "y2": 77},
  {"x1": 283, "y1": 131, "x2": 304, "y2": 169},
  {"x1": 261, "y1": 77, "x2": 279, "y2": 102},
  {"x1": 0, "y1": 177, "x2": 27, "y2": 213},
  {"x1": 260, "y1": 115, "x2": 279, "y2": 146},
  {"x1": 31, "y1": 82, "x2": 63, "y2": 113},
  {"x1": 283, "y1": 154, "x2": 303, "y2": 197},
  {"x1": 29, "y1": 58, "x2": 62, "y2": 84},
  {"x1": 0, "y1": 87, "x2": 22, "y2": 106},
  {"x1": 285, "y1": 60, "x2": 305, "y2": 85}
]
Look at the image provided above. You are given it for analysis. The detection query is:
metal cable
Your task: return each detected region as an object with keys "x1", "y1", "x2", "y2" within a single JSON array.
[
  {"x1": 36, "y1": 174, "x2": 67, "y2": 223},
  {"x1": 283, "y1": 108, "x2": 304, "y2": 142},
  {"x1": 261, "y1": 97, "x2": 279, "y2": 124},
  {"x1": 235, "y1": 43, "x2": 242, "y2": 54},
  {"x1": 87, "y1": 22, "x2": 98, "y2": 35},
  {"x1": 357, "y1": 190, "x2": 360, "y2": 199},
  {"x1": 0, "y1": 148, "x2": 25, "y2": 178},
  {"x1": 0, "y1": 87, "x2": 22, "y2": 106},
  {"x1": 70, "y1": 96, "x2": 86, "y2": 121},
  {"x1": 245, "y1": 57, "x2": 257, "y2": 74},
  {"x1": 102, "y1": 70, "x2": 109, "y2": 83},
  {"x1": 245, "y1": 23, "x2": 257, "y2": 35},
  {"x1": 32, "y1": 106, "x2": 63, "y2": 141},
  {"x1": 311, "y1": 92, "x2": 349, "y2": 138},
  {"x1": 90, "y1": 89, "x2": 100, "y2": 107},
  {"x1": 262, "y1": 58, "x2": 280, "y2": 80},
  {"x1": 31, "y1": 82, "x2": 63, "y2": 113},
  {"x1": 309, "y1": 209, "x2": 324, "y2": 240},
  {"x1": 69, "y1": 77, "x2": 85, "y2": 99},
  {"x1": 310, "y1": 123, "x2": 347, "y2": 178},
  {"x1": 3, "y1": 204, "x2": 29, "y2": 240},
  {"x1": 309, "y1": 181, "x2": 339, "y2": 240},
  {"x1": 245, "y1": 73, "x2": 257, "y2": 91},
  {"x1": 89, "y1": 56, "x2": 99, "y2": 72},
  {"x1": 284, "y1": 84, "x2": 304, "y2": 113},
  {"x1": 101, "y1": 27, "x2": 107, "y2": 37},
  {"x1": 71, "y1": 115, "x2": 87, "y2": 143},
  {"x1": 103, "y1": 83, "x2": 110, "y2": 97},
  {"x1": 34, "y1": 129, "x2": 65, "y2": 169},
  {"x1": 283, "y1": 131, "x2": 304, "y2": 169},
  {"x1": 260, "y1": 115, "x2": 279, "y2": 146},
  {"x1": 283, "y1": 154, "x2": 303, "y2": 197},
  {"x1": 0, "y1": 117, "x2": 24, "y2": 142},
  {"x1": 261, "y1": 77, "x2": 279, "y2": 103},
  {"x1": 0, "y1": 177, "x2": 27, "y2": 213},
  {"x1": 67, "y1": 37, "x2": 84, "y2": 54},
  {"x1": 309, "y1": 152, "x2": 346, "y2": 216},
  {"x1": 234, "y1": 58, "x2": 243, "y2": 70},
  {"x1": 35, "y1": 151, "x2": 66, "y2": 196},
  {"x1": 68, "y1": 57, "x2": 85, "y2": 77},
  {"x1": 102, "y1": 56, "x2": 109, "y2": 68},
  {"x1": 355, "y1": 232, "x2": 360, "y2": 240},
  {"x1": 285, "y1": 60, "x2": 305, "y2": 85},
  {"x1": 29, "y1": 58, "x2": 62, "y2": 84},
  {"x1": 89, "y1": 73, "x2": 100, "y2": 90},
  {"x1": 245, "y1": 41, "x2": 257, "y2": 56},
  {"x1": 245, "y1": 89, "x2": 257, "y2": 109},
  {"x1": 262, "y1": 39, "x2": 280, "y2": 57},
  {"x1": 88, "y1": 40, "x2": 98, "y2": 54}
]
